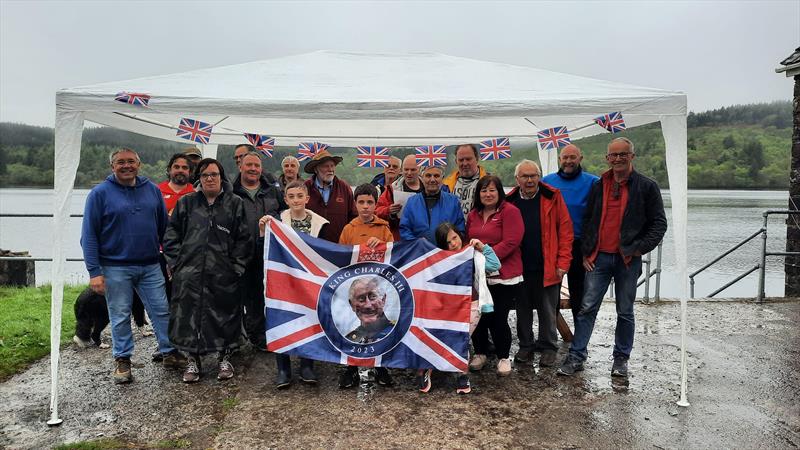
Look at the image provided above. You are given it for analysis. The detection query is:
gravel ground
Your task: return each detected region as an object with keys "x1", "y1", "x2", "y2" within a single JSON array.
[{"x1": 1, "y1": 299, "x2": 798, "y2": 449}]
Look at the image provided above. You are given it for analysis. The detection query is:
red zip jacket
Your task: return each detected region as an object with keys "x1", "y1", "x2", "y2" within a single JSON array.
[
  {"x1": 507, "y1": 182, "x2": 574, "y2": 287},
  {"x1": 466, "y1": 201, "x2": 524, "y2": 281},
  {"x1": 305, "y1": 176, "x2": 357, "y2": 243}
]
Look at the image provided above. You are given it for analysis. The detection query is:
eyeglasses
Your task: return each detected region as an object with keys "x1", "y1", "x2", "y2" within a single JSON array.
[
  {"x1": 606, "y1": 152, "x2": 632, "y2": 160},
  {"x1": 113, "y1": 159, "x2": 138, "y2": 167},
  {"x1": 516, "y1": 174, "x2": 540, "y2": 180},
  {"x1": 200, "y1": 172, "x2": 220, "y2": 180}
]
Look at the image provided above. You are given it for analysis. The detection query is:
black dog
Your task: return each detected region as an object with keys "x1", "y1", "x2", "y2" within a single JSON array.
[{"x1": 73, "y1": 287, "x2": 148, "y2": 348}]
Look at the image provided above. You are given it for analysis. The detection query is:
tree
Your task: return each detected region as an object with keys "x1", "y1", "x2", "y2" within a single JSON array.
[
  {"x1": 722, "y1": 134, "x2": 736, "y2": 149},
  {"x1": 742, "y1": 139, "x2": 765, "y2": 179}
]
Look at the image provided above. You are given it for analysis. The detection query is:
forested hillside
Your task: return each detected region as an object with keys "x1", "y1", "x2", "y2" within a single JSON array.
[{"x1": 0, "y1": 101, "x2": 791, "y2": 189}]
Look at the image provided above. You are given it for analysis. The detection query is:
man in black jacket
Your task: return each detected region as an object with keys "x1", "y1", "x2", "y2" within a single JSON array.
[
  {"x1": 232, "y1": 152, "x2": 284, "y2": 350},
  {"x1": 558, "y1": 137, "x2": 667, "y2": 379}
]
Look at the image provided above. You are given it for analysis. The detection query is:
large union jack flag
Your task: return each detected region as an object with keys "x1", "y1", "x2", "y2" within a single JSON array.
[
  {"x1": 537, "y1": 126, "x2": 571, "y2": 151},
  {"x1": 356, "y1": 146, "x2": 390, "y2": 168},
  {"x1": 297, "y1": 142, "x2": 329, "y2": 161},
  {"x1": 176, "y1": 118, "x2": 212, "y2": 144},
  {"x1": 244, "y1": 133, "x2": 275, "y2": 157},
  {"x1": 414, "y1": 145, "x2": 448, "y2": 167},
  {"x1": 114, "y1": 92, "x2": 150, "y2": 107},
  {"x1": 594, "y1": 111, "x2": 627, "y2": 133},
  {"x1": 264, "y1": 219, "x2": 473, "y2": 371},
  {"x1": 479, "y1": 137, "x2": 512, "y2": 161}
]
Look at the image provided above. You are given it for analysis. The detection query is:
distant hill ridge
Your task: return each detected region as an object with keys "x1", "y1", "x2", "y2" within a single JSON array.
[{"x1": 0, "y1": 100, "x2": 792, "y2": 189}]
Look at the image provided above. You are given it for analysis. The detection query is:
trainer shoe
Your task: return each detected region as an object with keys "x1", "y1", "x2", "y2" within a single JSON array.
[
  {"x1": 182, "y1": 357, "x2": 201, "y2": 383},
  {"x1": 557, "y1": 354, "x2": 585, "y2": 376},
  {"x1": 217, "y1": 354, "x2": 234, "y2": 381},
  {"x1": 496, "y1": 358, "x2": 512, "y2": 376},
  {"x1": 539, "y1": 352, "x2": 557, "y2": 367},
  {"x1": 338, "y1": 366, "x2": 359, "y2": 389},
  {"x1": 416, "y1": 369, "x2": 432, "y2": 393},
  {"x1": 375, "y1": 367, "x2": 394, "y2": 387},
  {"x1": 456, "y1": 374, "x2": 471, "y2": 395},
  {"x1": 113, "y1": 357, "x2": 133, "y2": 384},
  {"x1": 611, "y1": 356, "x2": 629, "y2": 378},
  {"x1": 469, "y1": 354, "x2": 488, "y2": 371},
  {"x1": 162, "y1": 350, "x2": 187, "y2": 370}
]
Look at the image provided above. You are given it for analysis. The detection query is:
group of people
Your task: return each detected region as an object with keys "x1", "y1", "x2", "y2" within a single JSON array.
[{"x1": 80, "y1": 137, "x2": 666, "y2": 394}]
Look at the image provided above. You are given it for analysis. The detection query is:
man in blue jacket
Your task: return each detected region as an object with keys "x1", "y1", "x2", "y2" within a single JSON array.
[
  {"x1": 399, "y1": 165, "x2": 465, "y2": 243},
  {"x1": 81, "y1": 148, "x2": 182, "y2": 384},
  {"x1": 542, "y1": 144, "x2": 599, "y2": 324}
]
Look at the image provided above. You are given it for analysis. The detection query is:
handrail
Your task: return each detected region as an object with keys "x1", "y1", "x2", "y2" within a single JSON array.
[{"x1": 689, "y1": 209, "x2": 800, "y2": 301}]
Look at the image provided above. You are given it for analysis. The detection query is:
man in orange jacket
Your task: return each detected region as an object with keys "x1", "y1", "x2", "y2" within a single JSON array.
[{"x1": 506, "y1": 159, "x2": 573, "y2": 368}]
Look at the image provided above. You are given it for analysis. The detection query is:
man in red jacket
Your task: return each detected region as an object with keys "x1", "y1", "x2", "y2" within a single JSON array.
[
  {"x1": 304, "y1": 149, "x2": 357, "y2": 243},
  {"x1": 506, "y1": 159, "x2": 573, "y2": 368},
  {"x1": 158, "y1": 153, "x2": 195, "y2": 216}
]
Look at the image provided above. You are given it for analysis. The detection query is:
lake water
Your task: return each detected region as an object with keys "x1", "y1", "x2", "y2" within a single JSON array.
[{"x1": 0, "y1": 188, "x2": 789, "y2": 298}]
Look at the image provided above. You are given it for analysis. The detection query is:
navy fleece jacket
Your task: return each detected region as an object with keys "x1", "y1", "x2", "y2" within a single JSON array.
[{"x1": 80, "y1": 174, "x2": 168, "y2": 277}]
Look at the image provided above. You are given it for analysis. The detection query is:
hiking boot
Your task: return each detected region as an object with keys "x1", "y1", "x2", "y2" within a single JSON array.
[
  {"x1": 375, "y1": 367, "x2": 394, "y2": 387},
  {"x1": 151, "y1": 350, "x2": 164, "y2": 362},
  {"x1": 611, "y1": 355, "x2": 629, "y2": 378},
  {"x1": 299, "y1": 359, "x2": 318, "y2": 384},
  {"x1": 182, "y1": 356, "x2": 201, "y2": 383},
  {"x1": 496, "y1": 358, "x2": 512, "y2": 376},
  {"x1": 162, "y1": 350, "x2": 187, "y2": 370},
  {"x1": 416, "y1": 369, "x2": 432, "y2": 393},
  {"x1": 456, "y1": 374, "x2": 471, "y2": 394},
  {"x1": 514, "y1": 348, "x2": 533, "y2": 364},
  {"x1": 557, "y1": 354, "x2": 585, "y2": 376},
  {"x1": 275, "y1": 354, "x2": 292, "y2": 389},
  {"x1": 469, "y1": 354, "x2": 488, "y2": 372},
  {"x1": 113, "y1": 357, "x2": 133, "y2": 384},
  {"x1": 338, "y1": 366, "x2": 359, "y2": 389},
  {"x1": 539, "y1": 351, "x2": 557, "y2": 368},
  {"x1": 217, "y1": 354, "x2": 234, "y2": 381}
]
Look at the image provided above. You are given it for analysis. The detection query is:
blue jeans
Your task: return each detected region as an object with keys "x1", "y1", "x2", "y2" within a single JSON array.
[
  {"x1": 568, "y1": 252, "x2": 641, "y2": 362},
  {"x1": 103, "y1": 264, "x2": 174, "y2": 359}
]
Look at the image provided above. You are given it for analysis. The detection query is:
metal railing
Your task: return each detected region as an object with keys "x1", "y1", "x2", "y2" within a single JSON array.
[
  {"x1": 606, "y1": 242, "x2": 663, "y2": 303},
  {"x1": 689, "y1": 209, "x2": 800, "y2": 302}
]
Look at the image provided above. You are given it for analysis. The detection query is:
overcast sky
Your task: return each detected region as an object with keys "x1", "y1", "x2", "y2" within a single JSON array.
[{"x1": 1, "y1": 0, "x2": 797, "y2": 127}]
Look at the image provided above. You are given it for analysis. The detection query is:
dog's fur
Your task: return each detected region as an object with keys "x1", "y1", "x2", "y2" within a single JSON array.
[{"x1": 73, "y1": 287, "x2": 147, "y2": 347}]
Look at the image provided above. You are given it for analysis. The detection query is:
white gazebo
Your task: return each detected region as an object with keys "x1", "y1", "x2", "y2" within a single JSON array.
[{"x1": 49, "y1": 51, "x2": 690, "y2": 424}]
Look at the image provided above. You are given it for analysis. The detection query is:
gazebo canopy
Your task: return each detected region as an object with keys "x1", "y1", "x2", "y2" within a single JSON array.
[{"x1": 48, "y1": 51, "x2": 690, "y2": 424}]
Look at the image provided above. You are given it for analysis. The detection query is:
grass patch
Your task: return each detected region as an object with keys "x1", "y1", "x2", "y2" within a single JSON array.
[
  {"x1": 149, "y1": 439, "x2": 191, "y2": 449},
  {"x1": 0, "y1": 284, "x2": 85, "y2": 380},
  {"x1": 221, "y1": 397, "x2": 239, "y2": 411},
  {"x1": 54, "y1": 437, "x2": 131, "y2": 449}
]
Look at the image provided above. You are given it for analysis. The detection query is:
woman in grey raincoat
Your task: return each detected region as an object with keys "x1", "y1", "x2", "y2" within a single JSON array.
[{"x1": 163, "y1": 158, "x2": 253, "y2": 383}]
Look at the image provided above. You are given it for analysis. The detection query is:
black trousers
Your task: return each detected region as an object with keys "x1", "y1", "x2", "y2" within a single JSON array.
[
  {"x1": 241, "y1": 260, "x2": 267, "y2": 348},
  {"x1": 472, "y1": 283, "x2": 521, "y2": 359},
  {"x1": 565, "y1": 238, "x2": 587, "y2": 321},
  {"x1": 517, "y1": 271, "x2": 561, "y2": 353}
]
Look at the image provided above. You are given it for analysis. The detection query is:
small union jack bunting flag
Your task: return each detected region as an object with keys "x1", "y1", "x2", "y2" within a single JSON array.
[
  {"x1": 415, "y1": 145, "x2": 448, "y2": 167},
  {"x1": 298, "y1": 142, "x2": 329, "y2": 161},
  {"x1": 537, "y1": 126, "x2": 571, "y2": 151},
  {"x1": 479, "y1": 137, "x2": 511, "y2": 161},
  {"x1": 356, "y1": 146, "x2": 390, "y2": 168},
  {"x1": 245, "y1": 133, "x2": 275, "y2": 157},
  {"x1": 176, "y1": 118, "x2": 212, "y2": 144},
  {"x1": 594, "y1": 111, "x2": 626, "y2": 133},
  {"x1": 114, "y1": 92, "x2": 150, "y2": 107}
]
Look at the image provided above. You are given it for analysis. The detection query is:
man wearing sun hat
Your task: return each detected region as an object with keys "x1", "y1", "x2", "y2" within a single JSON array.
[{"x1": 304, "y1": 149, "x2": 357, "y2": 243}]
